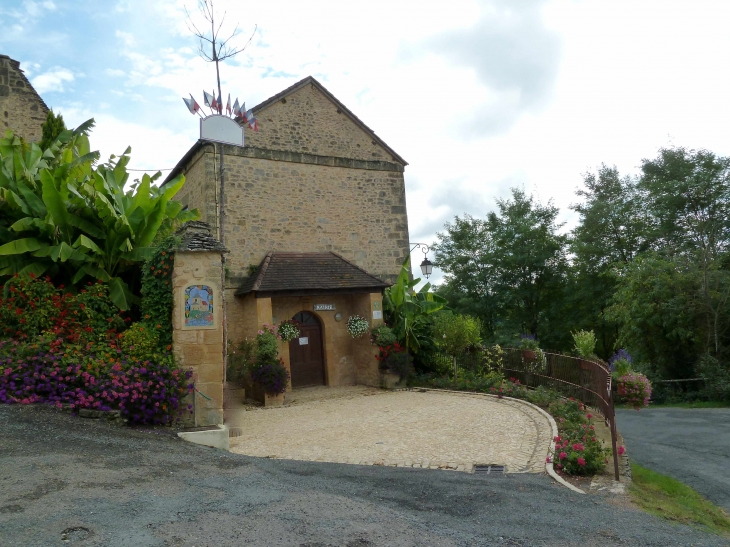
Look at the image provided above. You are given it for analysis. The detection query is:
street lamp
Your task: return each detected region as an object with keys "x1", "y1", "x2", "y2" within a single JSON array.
[{"x1": 410, "y1": 243, "x2": 434, "y2": 279}]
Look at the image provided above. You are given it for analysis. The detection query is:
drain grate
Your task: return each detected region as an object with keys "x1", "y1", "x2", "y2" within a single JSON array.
[
  {"x1": 228, "y1": 427, "x2": 243, "y2": 438},
  {"x1": 473, "y1": 464, "x2": 506, "y2": 475}
]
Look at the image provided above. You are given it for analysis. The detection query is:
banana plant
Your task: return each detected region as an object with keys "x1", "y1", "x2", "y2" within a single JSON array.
[
  {"x1": 0, "y1": 120, "x2": 198, "y2": 309},
  {"x1": 383, "y1": 256, "x2": 447, "y2": 354}
]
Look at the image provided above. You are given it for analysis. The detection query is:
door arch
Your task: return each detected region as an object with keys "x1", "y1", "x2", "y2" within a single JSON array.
[{"x1": 288, "y1": 311, "x2": 325, "y2": 387}]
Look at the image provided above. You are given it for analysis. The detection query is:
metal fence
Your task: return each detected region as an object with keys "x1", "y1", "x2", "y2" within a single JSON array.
[{"x1": 425, "y1": 348, "x2": 621, "y2": 481}]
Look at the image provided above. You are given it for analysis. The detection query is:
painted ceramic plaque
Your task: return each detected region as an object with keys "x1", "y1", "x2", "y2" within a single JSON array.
[{"x1": 184, "y1": 285, "x2": 214, "y2": 327}]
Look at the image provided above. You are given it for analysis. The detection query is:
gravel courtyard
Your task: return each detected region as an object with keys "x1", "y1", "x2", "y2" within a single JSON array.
[{"x1": 228, "y1": 387, "x2": 553, "y2": 473}]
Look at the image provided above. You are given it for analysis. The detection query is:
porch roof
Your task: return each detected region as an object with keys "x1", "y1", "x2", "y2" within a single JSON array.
[{"x1": 235, "y1": 252, "x2": 389, "y2": 297}]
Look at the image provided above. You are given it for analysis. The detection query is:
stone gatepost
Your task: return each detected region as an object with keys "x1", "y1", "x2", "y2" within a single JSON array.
[{"x1": 171, "y1": 221, "x2": 229, "y2": 426}]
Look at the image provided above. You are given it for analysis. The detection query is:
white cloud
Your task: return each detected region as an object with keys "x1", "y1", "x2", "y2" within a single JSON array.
[
  {"x1": 31, "y1": 67, "x2": 75, "y2": 94},
  {"x1": 115, "y1": 30, "x2": 135, "y2": 48}
]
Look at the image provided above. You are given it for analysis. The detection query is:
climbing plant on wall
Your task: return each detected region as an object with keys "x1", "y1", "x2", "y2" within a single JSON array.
[{"x1": 139, "y1": 235, "x2": 179, "y2": 350}]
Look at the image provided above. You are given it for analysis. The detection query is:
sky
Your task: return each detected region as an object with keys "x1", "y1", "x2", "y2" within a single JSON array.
[{"x1": 2, "y1": 0, "x2": 730, "y2": 285}]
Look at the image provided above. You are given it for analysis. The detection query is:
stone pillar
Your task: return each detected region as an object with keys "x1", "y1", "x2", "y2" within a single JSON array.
[
  {"x1": 171, "y1": 222, "x2": 228, "y2": 426},
  {"x1": 354, "y1": 291, "x2": 384, "y2": 386}
]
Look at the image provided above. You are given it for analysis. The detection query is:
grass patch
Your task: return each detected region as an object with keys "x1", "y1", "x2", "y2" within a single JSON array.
[{"x1": 630, "y1": 463, "x2": 730, "y2": 537}]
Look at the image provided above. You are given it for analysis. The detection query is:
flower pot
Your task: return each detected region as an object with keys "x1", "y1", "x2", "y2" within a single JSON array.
[
  {"x1": 381, "y1": 371, "x2": 406, "y2": 390},
  {"x1": 521, "y1": 350, "x2": 536, "y2": 361},
  {"x1": 264, "y1": 392, "x2": 285, "y2": 407}
]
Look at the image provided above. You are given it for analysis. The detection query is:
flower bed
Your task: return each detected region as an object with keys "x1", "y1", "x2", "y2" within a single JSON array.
[{"x1": 0, "y1": 337, "x2": 191, "y2": 425}]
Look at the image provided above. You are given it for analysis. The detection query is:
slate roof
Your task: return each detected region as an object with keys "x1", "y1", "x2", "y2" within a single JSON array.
[
  {"x1": 236, "y1": 252, "x2": 389, "y2": 296},
  {"x1": 175, "y1": 221, "x2": 229, "y2": 253}
]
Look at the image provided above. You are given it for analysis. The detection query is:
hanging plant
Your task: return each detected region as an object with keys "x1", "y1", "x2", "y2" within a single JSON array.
[
  {"x1": 347, "y1": 315, "x2": 370, "y2": 338},
  {"x1": 277, "y1": 319, "x2": 301, "y2": 342}
]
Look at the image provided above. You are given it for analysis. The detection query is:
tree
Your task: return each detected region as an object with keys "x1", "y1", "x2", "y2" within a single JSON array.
[
  {"x1": 431, "y1": 311, "x2": 482, "y2": 357},
  {"x1": 434, "y1": 188, "x2": 569, "y2": 346},
  {"x1": 38, "y1": 109, "x2": 67, "y2": 151},
  {"x1": 0, "y1": 120, "x2": 198, "y2": 309}
]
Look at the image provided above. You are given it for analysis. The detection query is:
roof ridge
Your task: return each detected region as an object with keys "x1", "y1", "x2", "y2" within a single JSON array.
[{"x1": 251, "y1": 252, "x2": 273, "y2": 292}]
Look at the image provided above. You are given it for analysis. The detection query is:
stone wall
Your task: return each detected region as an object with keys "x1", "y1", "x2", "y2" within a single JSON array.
[
  {"x1": 172, "y1": 250, "x2": 225, "y2": 426},
  {"x1": 173, "y1": 144, "x2": 218, "y2": 233},
  {"x1": 0, "y1": 55, "x2": 48, "y2": 142},
  {"x1": 245, "y1": 82, "x2": 397, "y2": 163},
  {"x1": 227, "y1": 291, "x2": 384, "y2": 390},
  {"x1": 222, "y1": 152, "x2": 408, "y2": 286}
]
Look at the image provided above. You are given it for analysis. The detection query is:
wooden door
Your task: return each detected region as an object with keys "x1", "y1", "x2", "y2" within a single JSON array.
[{"x1": 288, "y1": 312, "x2": 325, "y2": 387}]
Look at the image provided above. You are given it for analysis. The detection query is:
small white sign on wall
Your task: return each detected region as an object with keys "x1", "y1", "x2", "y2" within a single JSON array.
[
  {"x1": 372, "y1": 310, "x2": 383, "y2": 319},
  {"x1": 299, "y1": 337, "x2": 309, "y2": 345}
]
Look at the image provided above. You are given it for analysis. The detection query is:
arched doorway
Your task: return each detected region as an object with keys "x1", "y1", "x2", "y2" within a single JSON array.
[{"x1": 288, "y1": 311, "x2": 325, "y2": 388}]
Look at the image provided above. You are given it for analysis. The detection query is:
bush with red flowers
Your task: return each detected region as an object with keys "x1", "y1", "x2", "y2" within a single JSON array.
[
  {"x1": 549, "y1": 399, "x2": 611, "y2": 475},
  {"x1": 0, "y1": 274, "x2": 125, "y2": 342},
  {"x1": 376, "y1": 342, "x2": 414, "y2": 381}
]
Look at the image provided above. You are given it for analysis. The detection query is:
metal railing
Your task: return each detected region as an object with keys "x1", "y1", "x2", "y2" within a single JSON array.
[{"x1": 424, "y1": 348, "x2": 621, "y2": 481}]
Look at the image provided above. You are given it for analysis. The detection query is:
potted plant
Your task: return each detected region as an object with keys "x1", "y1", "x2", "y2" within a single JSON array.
[
  {"x1": 376, "y1": 342, "x2": 412, "y2": 389},
  {"x1": 277, "y1": 319, "x2": 301, "y2": 343},
  {"x1": 572, "y1": 330, "x2": 597, "y2": 370},
  {"x1": 347, "y1": 315, "x2": 370, "y2": 338},
  {"x1": 519, "y1": 334, "x2": 539, "y2": 361}
]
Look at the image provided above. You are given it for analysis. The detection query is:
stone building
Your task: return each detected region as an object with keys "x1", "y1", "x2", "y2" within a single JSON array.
[
  {"x1": 0, "y1": 55, "x2": 48, "y2": 142},
  {"x1": 166, "y1": 76, "x2": 410, "y2": 403}
]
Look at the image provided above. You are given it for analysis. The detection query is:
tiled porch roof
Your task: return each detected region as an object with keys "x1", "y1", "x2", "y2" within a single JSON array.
[{"x1": 235, "y1": 252, "x2": 389, "y2": 297}]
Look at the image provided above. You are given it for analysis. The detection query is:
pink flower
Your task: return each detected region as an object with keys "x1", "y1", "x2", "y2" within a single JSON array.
[
  {"x1": 572, "y1": 443, "x2": 584, "y2": 452},
  {"x1": 586, "y1": 413, "x2": 593, "y2": 419},
  {"x1": 546, "y1": 456, "x2": 552, "y2": 463},
  {"x1": 559, "y1": 452, "x2": 567, "y2": 460},
  {"x1": 618, "y1": 446, "x2": 625, "y2": 455},
  {"x1": 577, "y1": 457, "x2": 586, "y2": 467},
  {"x1": 553, "y1": 436, "x2": 561, "y2": 443}
]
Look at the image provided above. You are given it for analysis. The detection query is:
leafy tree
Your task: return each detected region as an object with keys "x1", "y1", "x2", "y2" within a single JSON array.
[
  {"x1": 434, "y1": 188, "x2": 569, "y2": 347},
  {"x1": 431, "y1": 311, "x2": 482, "y2": 357},
  {"x1": 38, "y1": 109, "x2": 67, "y2": 151},
  {"x1": 0, "y1": 120, "x2": 198, "y2": 309},
  {"x1": 605, "y1": 255, "x2": 700, "y2": 379}
]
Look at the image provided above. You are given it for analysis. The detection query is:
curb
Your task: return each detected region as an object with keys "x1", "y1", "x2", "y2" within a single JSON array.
[{"x1": 410, "y1": 387, "x2": 586, "y2": 494}]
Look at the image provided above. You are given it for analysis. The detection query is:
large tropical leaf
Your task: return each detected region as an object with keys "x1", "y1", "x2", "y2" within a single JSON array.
[{"x1": 0, "y1": 238, "x2": 42, "y2": 255}]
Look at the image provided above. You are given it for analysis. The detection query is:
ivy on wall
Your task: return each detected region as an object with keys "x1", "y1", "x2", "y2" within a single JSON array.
[{"x1": 139, "y1": 235, "x2": 179, "y2": 349}]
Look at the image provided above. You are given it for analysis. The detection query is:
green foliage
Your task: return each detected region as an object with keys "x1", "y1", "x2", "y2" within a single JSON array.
[
  {"x1": 370, "y1": 324, "x2": 397, "y2": 347},
  {"x1": 227, "y1": 338, "x2": 257, "y2": 385},
  {"x1": 431, "y1": 311, "x2": 481, "y2": 357},
  {"x1": 413, "y1": 369, "x2": 503, "y2": 393},
  {"x1": 433, "y1": 189, "x2": 568, "y2": 346},
  {"x1": 0, "y1": 274, "x2": 125, "y2": 341},
  {"x1": 139, "y1": 236, "x2": 177, "y2": 349},
  {"x1": 38, "y1": 110, "x2": 67, "y2": 151},
  {"x1": 696, "y1": 353, "x2": 730, "y2": 402},
  {"x1": 383, "y1": 256, "x2": 446, "y2": 354},
  {"x1": 119, "y1": 322, "x2": 161, "y2": 361},
  {"x1": 0, "y1": 121, "x2": 198, "y2": 309},
  {"x1": 255, "y1": 325, "x2": 279, "y2": 364},
  {"x1": 572, "y1": 330, "x2": 597, "y2": 359}
]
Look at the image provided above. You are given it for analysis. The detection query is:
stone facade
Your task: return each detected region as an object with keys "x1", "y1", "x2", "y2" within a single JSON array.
[
  {"x1": 172, "y1": 77, "x2": 410, "y2": 288},
  {"x1": 227, "y1": 292, "x2": 384, "y2": 393},
  {"x1": 0, "y1": 55, "x2": 48, "y2": 142},
  {"x1": 169, "y1": 77, "x2": 409, "y2": 401}
]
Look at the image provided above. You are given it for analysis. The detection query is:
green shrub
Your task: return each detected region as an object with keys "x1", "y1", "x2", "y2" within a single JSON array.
[
  {"x1": 227, "y1": 338, "x2": 257, "y2": 385},
  {"x1": 696, "y1": 353, "x2": 730, "y2": 402},
  {"x1": 371, "y1": 324, "x2": 397, "y2": 347},
  {"x1": 432, "y1": 312, "x2": 482, "y2": 356},
  {"x1": 572, "y1": 330, "x2": 597, "y2": 359},
  {"x1": 255, "y1": 325, "x2": 279, "y2": 364},
  {"x1": 120, "y1": 322, "x2": 161, "y2": 361}
]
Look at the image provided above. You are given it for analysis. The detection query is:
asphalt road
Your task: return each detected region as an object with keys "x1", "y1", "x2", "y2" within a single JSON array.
[
  {"x1": 616, "y1": 407, "x2": 730, "y2": 512},
  {"x1": 1, "y1": 405, "x2": 728, "y2": 547}
]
